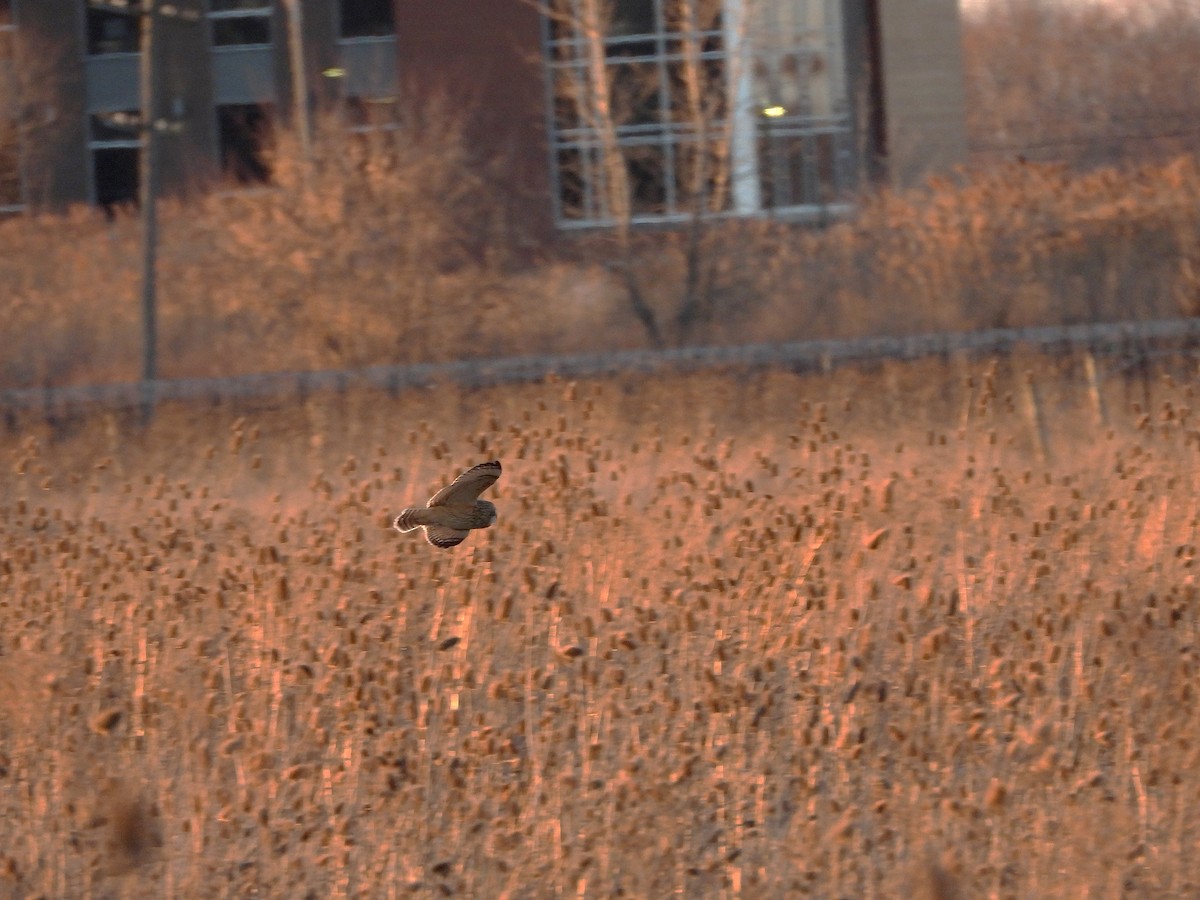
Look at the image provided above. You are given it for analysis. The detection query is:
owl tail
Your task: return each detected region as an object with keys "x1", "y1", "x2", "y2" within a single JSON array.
[{"x1": 394, "y1": 508, "x2": 432, "y2": 532}]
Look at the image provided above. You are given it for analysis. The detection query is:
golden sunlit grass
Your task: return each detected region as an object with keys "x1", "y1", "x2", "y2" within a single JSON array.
[{"x1": 2, "y1": 353, "x2": 1199, "y2": 895}]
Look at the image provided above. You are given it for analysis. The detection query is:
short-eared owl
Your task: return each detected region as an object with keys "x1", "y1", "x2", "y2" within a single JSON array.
[{"x1": 393, "y1": 460, "x2": 501, "y2": 549}]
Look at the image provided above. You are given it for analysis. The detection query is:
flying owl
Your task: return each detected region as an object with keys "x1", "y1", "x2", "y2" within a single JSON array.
[{"x1": 393, "y1": 460, "x2": 501, "y2": 549}]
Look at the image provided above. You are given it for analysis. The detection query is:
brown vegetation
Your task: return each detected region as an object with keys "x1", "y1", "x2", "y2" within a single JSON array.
[
  {"x1": 2, "y1": 353, "x2": 1200, "y2": 894},
  {"x1": 964, "y1": 0, "x2": 1200, "y2": 168},
  {"x1": 5, "y1": 143, "x2": 1200, "y2": 390}
]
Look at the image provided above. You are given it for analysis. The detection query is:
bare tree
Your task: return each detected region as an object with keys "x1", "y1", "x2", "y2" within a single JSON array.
[
  {"x1": 533, "y1": 0, "x2": 857, "y2": 347},
  {"x1": 535, "y1": 0, "x2": 751, "y2": 346},
  {"x1": 539, "y1": 0, "x2": 665, "y2": 346},
  {"x1": 668, "y1": 0, "x2": 730, "y2": 340}
]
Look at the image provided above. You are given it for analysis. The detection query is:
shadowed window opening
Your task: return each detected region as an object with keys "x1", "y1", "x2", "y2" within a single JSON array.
[
  {"x1": 89, "y1": 110, "x2": 141, "y2": 211},
  {"x1": 340, "y1": 0, "x2": 395, "y2": 38},
  {"x1": 87, "y1": 9, "x2": 140, "y2": 55},
  {"x1": 218, "y1": 103, "x2": 272, "y2": 184},
  {"x1": 210, "y1": 2, "x2": 271, "y2": 47},
  {"x1": 93, "y1": 147, "x2": 138, "y2": 209}
]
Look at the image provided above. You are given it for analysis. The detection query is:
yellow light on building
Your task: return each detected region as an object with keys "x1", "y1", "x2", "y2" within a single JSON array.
[{"x1": 762, "y1": 105, "x2": 786, "y2": 118}]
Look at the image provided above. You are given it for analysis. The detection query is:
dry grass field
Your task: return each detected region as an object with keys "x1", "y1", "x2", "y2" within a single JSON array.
[{"x1": 3, "y1": 353, "x2": 1199, "y2": 897}]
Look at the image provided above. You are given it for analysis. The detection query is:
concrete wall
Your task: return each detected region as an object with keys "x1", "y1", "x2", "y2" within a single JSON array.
[{"x1": 874, "y1": 0, "x2": 969, "y2": 186}]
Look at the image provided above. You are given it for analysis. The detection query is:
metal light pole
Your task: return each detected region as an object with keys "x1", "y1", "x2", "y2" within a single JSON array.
[
  {"x1": 89, "y1": 0, "x2": 197, "y2": 419},
  {"x1": 138, "y1": 0, "x2": 159, "y2": 420},
  {"x1": 284, "y1": 0, "x2": 312, "y2": 169}
]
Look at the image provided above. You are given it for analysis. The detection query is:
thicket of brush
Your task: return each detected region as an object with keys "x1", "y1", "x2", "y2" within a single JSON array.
[
  {"x1": 2, "y1": 0, "x2": 1200, "y2": 389},
  {"x1": 963, "y1": 0, "x2": 1200, "y2": 168},
  {"x1": 2, "y1": 352, "x2": 1199, "y2": 895}
]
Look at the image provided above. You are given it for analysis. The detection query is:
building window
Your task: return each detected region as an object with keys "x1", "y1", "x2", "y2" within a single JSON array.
[
  {"x1": 87, "y1": 8, "x2": 140, "y2": 55},
  {"x1": 541, "y1": 0, "x2": 855, "y2": 227},
  {"x1": 339, "y1": 0, "x2": 394, "y2": 38},
  {"x1": 210, "y1": 1, "x2": 271, "y2": 47},
  {"x1": 90, "y1": 110, "x2": 141, "y2": 209},
  {"x1": 218, "y1": 103, "x2": 272, "y2": 184}
]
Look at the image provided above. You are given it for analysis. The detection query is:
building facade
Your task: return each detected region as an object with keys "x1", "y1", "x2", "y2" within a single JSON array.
[
  {"x1": 0, "y1": 0, "x2": 966, "y2": 230},
  {"x1": 1, "y1": 0, "x2": 397, "y2": 211}
]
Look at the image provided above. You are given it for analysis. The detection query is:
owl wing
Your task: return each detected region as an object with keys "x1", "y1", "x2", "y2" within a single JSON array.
[
  {"x1": 427, "y1": 460, "x2": 502, "y2": 507},
  {"x1": 424, "y1": 525, "x2": 470, "y2": 548}
]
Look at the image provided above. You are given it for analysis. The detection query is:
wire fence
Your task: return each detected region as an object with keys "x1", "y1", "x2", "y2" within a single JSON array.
[{"x1": 4, "y1": 315, "x2": 1199, "y2": 423}]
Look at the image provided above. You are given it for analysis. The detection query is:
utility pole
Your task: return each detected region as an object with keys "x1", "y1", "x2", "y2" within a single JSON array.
[
  {"x1": 138, "y1": 0, "x2": 158, "y2": 421},
  {"x1": 89, "y1": 1, "x2": 198, "y2": 421},
  {"x1": 284, "y1": 0, "x2": 312, "y2": 170}
]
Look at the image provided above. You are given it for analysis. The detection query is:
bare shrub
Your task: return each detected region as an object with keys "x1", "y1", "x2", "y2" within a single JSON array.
[
  {"x1": 963, "y1": 0, "x2": 1200, "y2": 167},
  {"x1": 591, "y1": 154, "x2": 1200, "y2": 344},
  {"x1": 5, "y1": 145, "x2": 1200, "y2": 387},
  {"x1": 0, "y1": 99, "x2": 631, "y2": 386}
]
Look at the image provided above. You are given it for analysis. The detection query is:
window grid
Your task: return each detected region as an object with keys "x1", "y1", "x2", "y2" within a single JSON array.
[
  {"x1": 85, "y1": 6, "x2": 140, "y2": 56},
  {"x1": 209, "y1": 2, "x2": 272, "y2": 47},
  {"x1": 542, "y1": 0, "x2": 855, "y2": 228}
]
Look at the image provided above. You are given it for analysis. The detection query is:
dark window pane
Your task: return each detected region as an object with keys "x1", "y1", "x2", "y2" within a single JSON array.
[
  {"x1": 552, "y1": 69, "x2": 587, "y2": 132},
  {"x1": 607, "y1": 35, "x2": 656, "y2": 59},
  {"x1": 212, "y1": 16, "x2": 271, "y2": 47},
  {"x1": 88, "y1": 9, "x2": 140, "y2": 55},
  {"x1": 555, "y1": 147, "x2": 586, "y2": 220},
  {"x1": 666, "y1": 53, "x2": 727, "y2": 122},
  {"x1": 760, "y1": 129, "x2": 847, "y2": 208},
  {"x1": 218, "y1": 103, "x2": 272, "y2": 184},
  {"x1": 212, "y1": 0, "x2": 270, "y2": 10},
  {"x1": 613, "y1": 0, "x2": 654, "y2": 36},
  {"x1": 340, "y1": 0, "x2": 395, "y2": 38},
  {"x1": 610, "y1": 60, "x2": 661, "y2": 126},
  {"x1": 626, "y1": 144, "x2": 666, "y2": 214},
  {"x1": 93, "y1": 146, "x2": 138, "y2": 208}
]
